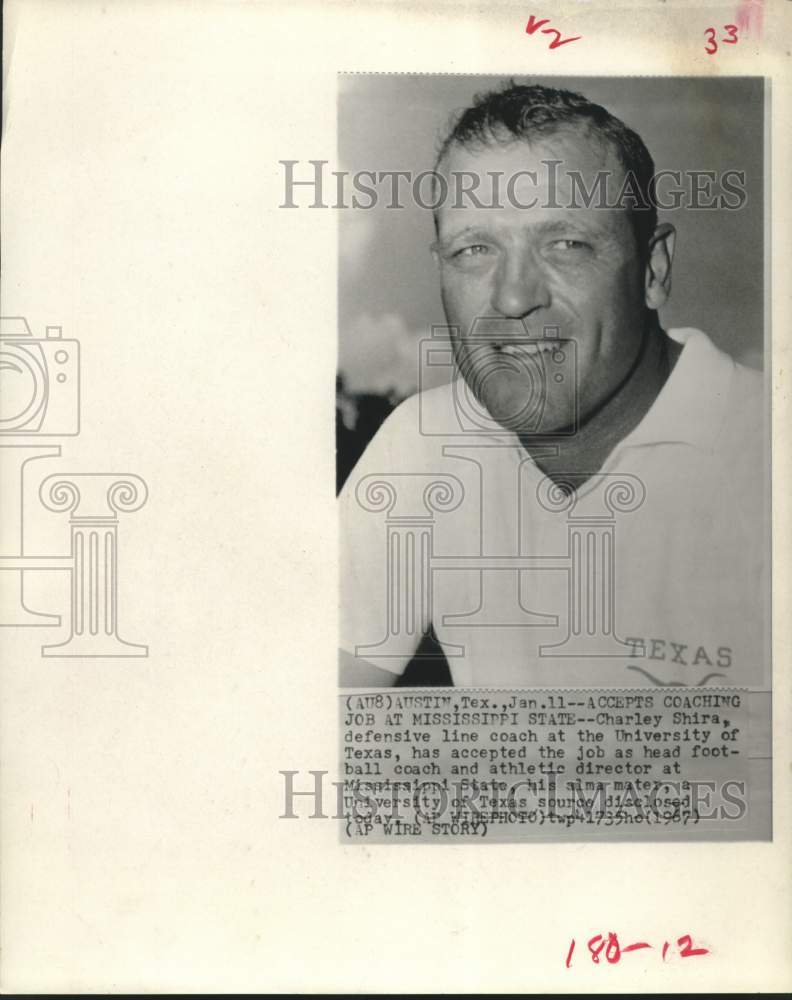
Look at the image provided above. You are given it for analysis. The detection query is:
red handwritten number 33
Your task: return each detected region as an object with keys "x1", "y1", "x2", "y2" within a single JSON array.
[{"x1": 705, "y1": 24, "x2": 739, "y2": 54}]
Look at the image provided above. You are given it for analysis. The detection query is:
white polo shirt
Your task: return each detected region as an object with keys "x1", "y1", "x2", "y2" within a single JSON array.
[{"x1": 339, "y1": 329, "x2": 769, "y2": 688}]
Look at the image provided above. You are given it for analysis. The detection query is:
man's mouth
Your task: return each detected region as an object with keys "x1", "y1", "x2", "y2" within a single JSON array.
[
  {"x1": 462, "y1": 319, "x2": 565, "y2": 362},
  {"x1": 495, "y1": 339, "x2": 562, "y2": 357}
]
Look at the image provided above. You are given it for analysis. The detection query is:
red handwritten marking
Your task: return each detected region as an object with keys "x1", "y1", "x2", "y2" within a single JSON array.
[
  {"x1": 587, "y1": 934, "x2": 605, "y2": 963},
  {"x1": 722, "y1": 23, "x2": 739, "y2": 44},
  {"x1": 704, "y1": 23, "x2": 741, "y2": 54},
  {"x1": 525, "y1": 14, "x2": 550, "y2": 33},
  {"x1": 567, "y1": 932, "x2": 709, "y2": 967},
  {"x1": 525, "y1": 14, "x2": 581, "y2": 50},
  {"x1": 623, "y1": 941, "x2": 652, "y2": 954},
  {"x1": 604, "y1": 932, "x2": 622, "y2": 964},
  {"x1": 678, "y1": 933, "x2": 709, "y2": 958}
]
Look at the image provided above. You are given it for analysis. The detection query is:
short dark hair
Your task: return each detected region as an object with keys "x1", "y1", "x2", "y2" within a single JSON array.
[{"x1": 436, "y1": 80, "x2": 658, "y2": 252}]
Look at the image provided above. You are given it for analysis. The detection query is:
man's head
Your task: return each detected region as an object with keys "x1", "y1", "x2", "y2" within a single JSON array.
[{"x1": 431, "y1": 82, "x2": 675, "y2": 436}]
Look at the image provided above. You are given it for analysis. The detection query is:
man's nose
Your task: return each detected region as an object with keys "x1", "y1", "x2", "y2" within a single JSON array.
[{"x1": 490, "y1": 252, "x2": 550, "y2": 318}]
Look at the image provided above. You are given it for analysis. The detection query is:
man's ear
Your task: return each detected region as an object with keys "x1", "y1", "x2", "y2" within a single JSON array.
[{"x1": 644, "y1": 222, "x2": 676, "y2": 310}]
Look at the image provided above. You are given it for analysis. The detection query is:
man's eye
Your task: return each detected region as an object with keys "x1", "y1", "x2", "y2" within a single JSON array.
[
  {"x1": 454, "y1": 244, "x2": 491, "y2": 258},
  {"x1": 549, "y1": 239, "x2": 589, "y2": 251}
]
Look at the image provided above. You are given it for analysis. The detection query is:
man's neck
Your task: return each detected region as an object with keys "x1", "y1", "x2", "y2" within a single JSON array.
[{"x1": 519, "y1": 324, "x2": 682, "y2": 488}]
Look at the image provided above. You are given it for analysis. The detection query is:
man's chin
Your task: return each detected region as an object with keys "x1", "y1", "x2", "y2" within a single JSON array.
[{"x1": 481, "y1": 394, "x2": 571, "y2": 438}]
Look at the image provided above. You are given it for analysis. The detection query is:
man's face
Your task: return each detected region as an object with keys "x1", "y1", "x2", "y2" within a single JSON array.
[{"x1": 434, "y1": 130, "x2": 650, "y2": 435}]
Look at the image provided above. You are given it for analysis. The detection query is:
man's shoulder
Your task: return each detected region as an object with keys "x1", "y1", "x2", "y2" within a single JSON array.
[
  {"x1": 671, "y1": 328, "x2": 765, "y2": 450},
  {"x1": 401, "y1": 380, "x2": 457, "y2": 415},
  {"x1": 730, "y1": 357, "x2": 764, "y2": 402},
  {"x1": 342, "y1": 382, "x2": 457, "y2": 486},
  {"x1": 721, "y1": 357, "x2": 765, "y2": 441},
  {"x1": 372, "y1": 381, "x2": 458, "y2": 443}
]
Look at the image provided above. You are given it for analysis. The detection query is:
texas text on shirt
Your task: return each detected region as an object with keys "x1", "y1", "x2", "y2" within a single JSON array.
[{"x1": 339, "y1": 328, "x2": 768, "y2": 689}]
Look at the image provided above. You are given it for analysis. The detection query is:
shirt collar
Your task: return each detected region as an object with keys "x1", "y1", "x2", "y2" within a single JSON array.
[{"x1": 616, "y1": 327, "x2": 735, "y2": 454}]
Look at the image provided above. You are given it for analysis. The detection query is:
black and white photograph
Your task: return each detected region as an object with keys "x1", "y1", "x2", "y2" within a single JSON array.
[{"x1": 336, "y1": 76, "x2": 770, "y2": 841}]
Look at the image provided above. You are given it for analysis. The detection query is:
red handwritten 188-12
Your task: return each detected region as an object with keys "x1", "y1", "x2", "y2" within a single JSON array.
[
  {"x1": 566, "y1": 932, "x2": 709, "y2": 968},
  {"x1": 525, "y1": 15, "x2": 581, "y2": 50}
]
